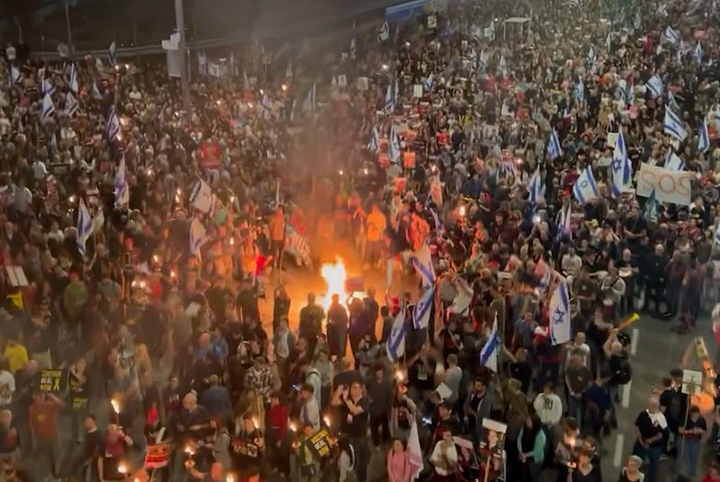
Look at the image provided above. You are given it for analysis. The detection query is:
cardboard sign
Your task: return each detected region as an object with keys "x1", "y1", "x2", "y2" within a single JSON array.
[
  {"x1": 356, "y1": 77, "x2": 369, "y2": 91},
  {"x1": 606, "y1": 132, "x2": 619, "y2": 148},
  {"x1": 413, "y1": 84, "x2": 423, "y2": 98},
  {"x1": 308, "y1": 428, "x2": 333, "y2": 458},
  {"x1": 636, "y1": 163, "x2": 693, "y2": 205},
  {"x1": 427, "y1": 15, "x2": 437, "y2": 29},
  {"x1": 39, "y1": 369, "x2": 67, "y2": 393},
  {"x1": 201, "y1": 142, "x2": 222, "y2": 169}
]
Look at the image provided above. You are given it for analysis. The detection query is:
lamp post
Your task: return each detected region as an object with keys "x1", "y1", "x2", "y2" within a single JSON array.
[{"x1": 174, "y1": 0, "x2": 192, "y2": 115}]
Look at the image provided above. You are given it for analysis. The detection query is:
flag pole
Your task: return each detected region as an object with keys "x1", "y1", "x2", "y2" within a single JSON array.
[{"x1": 174, "y1": 0, "x2": 192, "y2": 116}]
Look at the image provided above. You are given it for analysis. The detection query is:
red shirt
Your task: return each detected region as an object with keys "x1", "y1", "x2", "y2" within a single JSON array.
[{"x1": 267, "y1": 405, "x2": 289, "y2": 441}]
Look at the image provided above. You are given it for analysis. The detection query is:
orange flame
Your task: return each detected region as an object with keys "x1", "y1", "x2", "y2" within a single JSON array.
[{"x1": 321, "y1": 258, "x2": 347, "y2": 310}]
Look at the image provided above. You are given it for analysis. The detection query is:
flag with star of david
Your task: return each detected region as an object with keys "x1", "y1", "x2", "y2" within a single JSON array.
[{"x1": 549, "y1": 275, "x2": 571, "y2": 345}]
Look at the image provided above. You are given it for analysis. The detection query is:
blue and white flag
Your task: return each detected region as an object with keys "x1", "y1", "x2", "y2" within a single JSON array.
[
  {"x1": 108, "y1": 40, "x2": 117, "y2": 66},
  {"x1": 549, "y1": 276, "x2": 572, "y2": 345},
  {"x1": 65, "y1": 92, "x2": 78, "y2": 116},
  {"x1": 197, "y1": 51, "x2": 208, "y2": 75},
  {"x1": 106, "y1": 108, "x2": 120, "y2": 142},
  {"x1": 695, "y1": 42, "x2": 704, "y2": 64},
  {"x1": 663, "y1": 26, "x2": 680, "y2": 44},
  {"x1": 384, "y1": 80, "x2": 397, "y2": 112},
  {"x1": 378, "y1": 22, "x2": 390, "y2": 42},
  {"x1": 302, "y1": 83, "x2": 316, "y2": 112},
  {"x1": 41, "y1": 93, "x2": 55, "y2": 120},
  {"x1": 77, "y1": 198, "x2": 93, "y2": 255},
  {"x1": 715, "y1": 222, "x2": 720, "y2": 245},
  {"x1": 587, "y1": 46, "x2": 596, "y2": 63},
  {"x1": 115, "y1": 155, "x2": 129, "y2": 209},
  {"x1": 42, "y1": 76, "x2": 55, "y2": 96},
  {"x1": 479, "y1": 314, "x2": 499, "y2": 372},
  {"x1": 387, "y1": 305, "x2": 407, "y2": 362},
  {"x1": 611, "y1": 130, "x2": 632, "y2": 198},
  {"x1": 189, "y1": 217, "x2": 208, "y2": 257},
  {"x1": 574, "y1": 79, "x2": 585, "y2": 103},
  {"x1": 429, "y1": 207, "x2": 445, "y2": 237},
  {"x1": 413, "y1": 287, "x2": 434, "y2": 330},
  {"x1": 190, "y1": 179, "x2": 218, "y2": 214},
  {"x1": 68, "y1": 63, "x2": 78, "y2": 93},
  {"x1": 699, "y1": 119, "x2": 711, "y2": 153},
  {"x1": 411, "y1": 242, "x2": 436, "y2": 288},
  {"x1": 498, "y1": 54, "x2": 507, "y2": 77},
  {"x1": 423, "y1": 73, "x2": 434, "y2": 92},
  {"x1": 92, "y1": 80, "x2": 103, "y2": 100},
  {"x1": 556, "y1": 204, "x2": 572, "y2": 241},
  {"x1": 547, "y1": 128, "x2": 563, "y2": 161},
  {"x1": 643, "y1": 189, "x2": 658, "y2": 223},
  {"x1": 10, "y1": 65, "x2": 21, "y2": 84},
  {"x1": 664, "y1": 108, "x2": 688, "y2": 141},
  {"x1": 528, "y1": 169, "x2": 545, "y2": 205},
  {"x1": 664, "y1": 150, "x2": 686, "y2": 171},
  {"x1": 367, "y1": 126, "x2": 380, "y2": 153},
  {"x1": 646, "y1": 74, "x2": 664, "y2": 98},
  {"x1": 573, "y1": 167, "x2": 601, "y2": 204},
  {"x1": 260, "y1": 93, "x2": 273, "y2": 119},
  {"x1": 667, "y1": 91, "x2": 680, "y2": 112},
  {"x1": 389, "y1": 125, "x2": 401, "y2": 164}
]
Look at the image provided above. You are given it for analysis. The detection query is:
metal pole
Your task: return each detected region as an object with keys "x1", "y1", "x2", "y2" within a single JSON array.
[
  {"x1": 174, "y1": 0, "x2": 192, "y2": 115},
  {"x1": 65, "y1": 1, "x2": 73, "y2": 53}
]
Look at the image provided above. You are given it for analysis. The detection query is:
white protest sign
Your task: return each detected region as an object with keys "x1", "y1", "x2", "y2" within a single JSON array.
[
  {"x1": 606, "y1": 132, "x2": 619, "y2": 148},
  {"x1": 413, "y1": 84, "x2": 423, "y2": 98},
  {"x1": 636, "y1": 163, "x2": 693, "y2": 205},
  {"x1": 338, "y1": 74, "x2": 347, "y2": 88},
  {"x1": 356, "y1": 77, "x2": 369, "y2": 91}
]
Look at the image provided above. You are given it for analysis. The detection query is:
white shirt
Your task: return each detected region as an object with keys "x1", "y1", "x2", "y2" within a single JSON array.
[
  {"x1": 431, "y1": 441, "x2": 458, "y2": 475},
  {"x1": 0, "y1": 370, "x2": 15, "y2": 406},
  {"x1": 533, "y1": 393, "x2": 563, "y2": 426}
]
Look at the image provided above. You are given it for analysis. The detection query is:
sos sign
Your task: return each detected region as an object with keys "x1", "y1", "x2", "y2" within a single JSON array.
[{"x1": 636, "y1": 164, "x2": 693, "y2": 205}]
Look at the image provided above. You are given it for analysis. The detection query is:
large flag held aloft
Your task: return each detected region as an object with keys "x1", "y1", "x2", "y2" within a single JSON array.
[
  {"x1": 115, "y1": 155, "x2": 129, "y2": 209},
  {"x1": 77, "y1": 198, "x2": 93, "y2": 255},
  {"x1": 549, "y1": 276, "x2": 572, "y2": 345},
  {"x1": 547, "y1": 128, "x2": 563, "y2": 161},
  {"x1": 573, "y1": 167, "x2": 600, "y2": 204},
  {"x1": 479, "y1": 313, "x2": 499, "y2": 372},
  {"x1": 411, "y1": 242, "x2": 436, "y2": 288},
  {"x1": 42, "y1": 93, "x2": 55, "y2": 120},
  {"x1": 387, "y1": 305, "x2": 407, "y2": 362},
  {"x1": 610, "y1": 130, "x2": 632, "y2": 198},
  {"x1": 664, "y1": 108, "x2": 688, "y2": 141},
  {"x1": 413, "y1": 287, "x2": 434, "y2": 330}
]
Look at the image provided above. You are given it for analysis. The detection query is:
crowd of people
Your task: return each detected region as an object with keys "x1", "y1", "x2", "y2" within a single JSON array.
[{"x1": 3, "y1": 0, "x2": 720, "y2": 481}]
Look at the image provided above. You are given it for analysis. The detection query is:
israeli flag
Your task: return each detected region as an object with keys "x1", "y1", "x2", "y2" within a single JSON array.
[
  {"x1": 302, "y1": 83, "x2": 316, "y2": 112},
  {"x1": 413, "y1": 287, "x2": 434, "y2": 330},
  {"x1": 41, "y1": 93, "x2": 55, "y2": 120},
  {"x1": 663, "y1": 26, "x2": 681, "y2": 44},
  {"x1": 367, "y1": 126, "x2": 380, "y2": 153},
  {"x1": 611, "y1": 130, "x2": 632, "y2": 198},
  {"x1": 479, "y1": 314, "x2": 499, "y2": 372},
  {"x1": 556, "y1": 204, "x2": 572, "y2": 241},
  {"x1": 547, "y1": 128, "x2": 563, "y2": 161},
  {"x1": 715, "y1": 222, "x2": 720, "y2": 245},
  {"x1": 528, "y1": 169, "x2": 545, "y2": 205},
  {"x1": 667, "y1": 91, "x2": 680, "y2": 112},
  {"x1": 698, "y1": 119, "x2": 711, "y2": 153},
  {"x1": 573, "y1": 167, "x2": 601, "y2": 204},
  {"x1": 260, "y1": 93, "x2": 273, "y2": 119},
  {"x1": 77, "y1": 198, "x2": 93, "y2": 255},
  {"x1": 389, "y1": 125, "x2": 401, "y2": 164},
  {"x1": 10, "y1": 64, "x2": 21, "y2": 84},
  {"x1": 549, "y1": 276, "x2": 572, "y2": 345},
  {"x1": 574, "y1": 79, "x2": 585, "y2": 103},
  {"x1": 65, "y1": 92, "x2": 78, "y2": 117},
  {"x1": 423, "y1": 73, "x2": 434, "y2": 92},
  {"x1": 387, "y1": 305, "x2": 407, "y2": 362},
  {"x1": 42, "y1": 77, "x2": 55, "y2": 96},
  {"x1": 664, "y1": 150, "x2": 686, "y2": 171},
  {"x1": 92, "y1": 80, "x2": 103, "y2": 100},
  {"x1": 190, "y1": 180, "x2": 218, "y2": 214},
  {"x1": 411, "y1": 242, "x2": 436, "y2": 288},
  {"x1": 108, "y1": 40, "x2": 117, "y2": 66},
  {"x1": 115, "y1": 155, "x2": 129, "y2": 209},
  {"x1": 378, "y1": 21, "x2": 390, "y2": 42},
  {"x1": 646, "y1": 74, "x2": 664, "y2": 98},
  {"x1": 695, "y1": 42, "x2": 704, "y2": 65},
  {"x1": 106, "y1": 108, "x2": 120, "y2": 142},
  {"x1": 189, "y1": 217, "x2": 208, "y2": 257},
  {"x1": 664, "y1": 108, "x2": 688, "y2": 141},
  {"x1": 68, "y1": 63, "x2": 78, "y2": 93},
  {"x1": 430, "y1": 207, "x2": 445, "y2": 237},
  {"x1": 587, "y1": 46, "x2": 596, "y2": 63},
  {"x1": 384, "y1": 81, "x2": 397, "y2": 112},
  {"x1": 498, "y1": 54, "x2": 507, "y2": 77}
]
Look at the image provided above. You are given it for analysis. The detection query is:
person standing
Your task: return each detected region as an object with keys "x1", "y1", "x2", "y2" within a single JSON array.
[
  {"x1": 333, "y1": 381, "x2": 370, "y2": 482},
  {"x1": 632, "y1": 397, "x2": 667, "y2": 482},
  {"x1": 28, "y1": 391, "x2": 65, "y2": 478},
  {"x1": 327, "y1": 294, "x2": 349, "y2": 361},
  {"x1": 367, "y1": 364, "x2": 392, "y2": 448},
  {"x1": 677, "y1": 405, "x2": 706, "y2": 481},
  {"x1": 269, "y1": 207, "x2": 286, "y2": 270}
]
